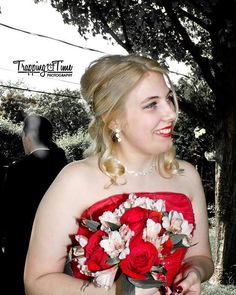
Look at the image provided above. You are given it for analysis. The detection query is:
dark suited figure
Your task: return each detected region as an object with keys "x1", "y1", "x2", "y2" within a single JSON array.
[
  {"x1": 1, "y1": 114, "x2": 67, "y2": 294},
  {"x1": 0, "y1": 153, "x2": 8, "y2": 283}
]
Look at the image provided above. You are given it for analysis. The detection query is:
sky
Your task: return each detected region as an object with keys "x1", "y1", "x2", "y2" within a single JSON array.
[
  {"x1": 0, "y1": 0, "x2": 188, "y2": 93},
  {"x1": 0, "y1": 0, "x2": 127, "y2": 92}
]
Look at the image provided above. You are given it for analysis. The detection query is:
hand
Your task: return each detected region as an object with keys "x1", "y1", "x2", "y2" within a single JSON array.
[
  {"x1": 135, "y1": 286, "x2": 173, "y2": 295},
  {"x1": 172, "y1": 269, "x2": 201, "y2": 295}
]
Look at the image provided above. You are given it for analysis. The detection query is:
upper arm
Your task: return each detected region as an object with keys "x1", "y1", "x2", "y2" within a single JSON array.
[
  {"x1": 24, "y1": 162, "x2": 87, "y2": 280},
  {"x1": 181, "y1": 161, "x2": 212, "y2": 260}
]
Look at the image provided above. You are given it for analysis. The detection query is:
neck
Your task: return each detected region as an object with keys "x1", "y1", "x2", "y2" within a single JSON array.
[
  {"x1": 112, "y1": 152, "x2": 157, "y2": 177},
  {"x1": 28, "y1": 144, "x2": 49, "y2": 155}
]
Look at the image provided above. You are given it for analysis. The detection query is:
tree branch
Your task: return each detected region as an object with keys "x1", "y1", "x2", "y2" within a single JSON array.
[
  {"x1": 115, "y1": 0, "x2": 133, "y2": 51},
  {"x1": 185, "y1": 0, "x2": 213, "y2": 17},
  {"x1": 178, "y1": 97, "x2": 214, "y2": 126},
  {"x1": 161, "y1": 1, "x2": 216, "y2": 93},
  {"x1": 177, "y1": 7, "x2": 211, "y2": 32},
  {"x1": 90, "y1": 0, "x2": 132, "y2": 52}
]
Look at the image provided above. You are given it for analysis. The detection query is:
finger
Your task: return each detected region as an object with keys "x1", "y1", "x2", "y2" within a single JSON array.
[
  {"x1": 173, "y1": 272, "x2": 201, "y2": 294},
  {"x1": 165, "y1": 286, "x2": 172, "y2": 295},
  {"x1": 172, "y1": 272, "x2": 184, "y2": 287}
]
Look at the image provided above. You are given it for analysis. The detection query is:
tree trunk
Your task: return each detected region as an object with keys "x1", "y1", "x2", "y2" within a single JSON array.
[{"x1": 213, "y1": 107, "x2": 236, "y2": 284}]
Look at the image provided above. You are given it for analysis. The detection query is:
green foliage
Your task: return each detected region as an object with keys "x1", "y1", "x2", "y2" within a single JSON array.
[
  {"x1": 201, "y1": 283, "x2": 236, "y2": 295},
  {"x1": 0, "y1": 84, "x2": 91, "y2": 163},
  {"x1": 33, "y1": 89, "x2": 91, "y2": 138},
  {"x1": 0, "y1": 81, "x2": 36, "y2": 123},
  {"x1": 0, "y1": 84, "x2": 91, "y2": 139},
  {"x1": 0, "y1": 116, "x2": 24, "y2": 164},
  {"x1": 56, "y1": 130, "x2": 90, "y2": 162},
  {"x1": 173, "y1": 75, "x2": 215, "y2": 204}
]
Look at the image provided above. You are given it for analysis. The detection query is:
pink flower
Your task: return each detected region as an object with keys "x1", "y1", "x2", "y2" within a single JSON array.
[
  {"x1": 100, "y1": 224, "x2": 134, "y2": 259},
  {"x1": 93, "y1": 265, "x2": 118, "y2": 290},
  {"x1": 99, "y1": 211, "x2": 120, "y2": 232},
  {"x1": 162, "y1": 211, "x2": 193, "y2": 236}
]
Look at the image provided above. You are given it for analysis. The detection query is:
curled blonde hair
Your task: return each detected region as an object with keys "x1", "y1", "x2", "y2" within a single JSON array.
[{"x1": 81, "y1": 54, "x2": 179, "y2": 185}]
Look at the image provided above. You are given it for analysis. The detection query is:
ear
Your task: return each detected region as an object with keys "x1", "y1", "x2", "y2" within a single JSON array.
[{"x1": 108, "y1": 120, "x2": 120, "y2": 132}]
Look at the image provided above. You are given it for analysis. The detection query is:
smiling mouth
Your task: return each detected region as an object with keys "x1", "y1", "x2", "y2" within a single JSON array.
[{"x1": 154, "y1": 126, "x2": 173, "y2": 137}]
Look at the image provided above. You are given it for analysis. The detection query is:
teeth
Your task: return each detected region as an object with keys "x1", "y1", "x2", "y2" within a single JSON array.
[{"x1": 156, "y1": 128, "x2": 171, "y2": 134}]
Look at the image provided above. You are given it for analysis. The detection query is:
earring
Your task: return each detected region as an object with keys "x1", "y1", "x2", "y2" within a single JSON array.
[{"x1": 115, "y1": 128, "x2": 122, "y2": 143}]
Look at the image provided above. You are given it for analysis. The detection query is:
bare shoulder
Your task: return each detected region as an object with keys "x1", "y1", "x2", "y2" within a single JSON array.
[
  {"x1": 178, "y1": 159, "x2": 199, "y2": 178},
  {"x1": 177, "y1": 159, "x2": 204, "y2": 200},
  {"x1": 41, "y1": 157, "x2": 99, "y2": 211},
  {"x1": 57, "y1": 156, "x2": 98, "y2": 183}
]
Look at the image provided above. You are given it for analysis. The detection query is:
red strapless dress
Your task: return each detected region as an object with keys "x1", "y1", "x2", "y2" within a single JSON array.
[{"x1": 69, "y1": 192, "x2": 195, "y2": 289}]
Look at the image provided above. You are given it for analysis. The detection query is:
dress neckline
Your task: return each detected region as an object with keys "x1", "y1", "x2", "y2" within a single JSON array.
[
  {"x1": 86, "y1": 191, "x2": 192, "y2": 212},
  {"x1": 102, "y1": 191, "x2": 189, "y2": 200}
]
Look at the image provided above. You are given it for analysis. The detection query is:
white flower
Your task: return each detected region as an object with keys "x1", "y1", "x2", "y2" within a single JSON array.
[
  {"x1": 143, "y1": 219, "x2": 163, "y2": 250},
  {"x1": 122, "y1": 194, "x2": 166, "y2": 213},
  {"x1": 93, "y1": 265, "x2": 118, "y2": 290},
  {"x1": 128, "y1": 193, "x2": 138, "y2": 203},
  {"x1": 194, "y1": 127, "x2": 206, "y2": 138},
  {"x1": 75, "y1": 235, "x2": 88, "y2": 248},
  {"x1": 133, "y1": 197, "x2": 147, "y2": 208},
  {"x1": 143, "y1": 219, "x2": 162, "y2": 241},
  {"x1": 162, "y1": 211, "x2": 193, "y2": 237},
  {"x1": 118, "y1": 224, "x2": 134, "y2": 259},
  {"x1": 145, "y1": 198, "x2": 155, "y2": 209},
  {"x1": 100, "y1": 231, "x2": 122, "y2": 258},
  {"x1": 99, "y1": 211, "x2": 120, "y2": 232},
  {"x1": 69, "y1": 235, "x2": 88, "y2": 267},
  {"x1": 162, "y1": 211, "x2": 182, "y2": 233},
  {"x1": 100, "y1": 225, "x2": 133, "y2": 259},
  {"x1": 181, "y1": 219, "x2": 194, "y2": 236},
  {"x1": 153, "y1": 199, "x2": 166, "y2": 212}
]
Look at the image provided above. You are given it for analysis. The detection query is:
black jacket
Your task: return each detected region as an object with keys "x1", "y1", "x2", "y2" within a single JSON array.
[{"x1": 0, "y1": 148, "x2": 67, "y2": 294}]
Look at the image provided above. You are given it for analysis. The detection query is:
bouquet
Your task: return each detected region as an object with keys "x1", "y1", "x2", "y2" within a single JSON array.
[{"x1": 68, "y1": 193, "x2": 194, "y2": 290}]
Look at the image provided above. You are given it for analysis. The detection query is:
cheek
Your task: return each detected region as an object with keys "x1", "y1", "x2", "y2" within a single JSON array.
[
  {"x1": 123, "y1": 118, "x2": 150, "y2": 141},
  {"x1": 124, "y1": 111, "x2": 158, "y2": 131}
]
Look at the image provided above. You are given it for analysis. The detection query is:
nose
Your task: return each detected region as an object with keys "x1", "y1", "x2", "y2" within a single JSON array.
[{"x1": 161, "y1": 101, "x2": 177, "y2": 122}]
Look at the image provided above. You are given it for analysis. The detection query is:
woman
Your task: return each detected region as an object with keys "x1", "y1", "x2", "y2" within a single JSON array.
[{"x1": 24, "y1": 54, "x2": 214, "y2": 295}]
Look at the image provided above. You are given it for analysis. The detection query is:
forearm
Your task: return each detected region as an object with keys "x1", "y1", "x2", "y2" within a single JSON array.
[
  {"x1": 182, "y1": 255, "x2": 214, "y2": 282},
  {"x1": 25, "y1": 273, "x2": 116, "y2": 295}
]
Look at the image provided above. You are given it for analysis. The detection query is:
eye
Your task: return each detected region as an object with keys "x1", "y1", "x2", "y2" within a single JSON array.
[
  {"x1": 166, "y1": 93, "x2": 174, "y2": 105},
  {"x1": 144, "y1": 101, "x2": 158, "y2": 109}
]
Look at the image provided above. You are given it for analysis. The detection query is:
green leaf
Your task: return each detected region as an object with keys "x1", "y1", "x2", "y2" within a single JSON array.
[
  {"x1": 170, "y1": 234, "x2": 187, "y2": 245},
  {"x1": 151, "y1": 265, "x2": 167, "y2": 275},
  {"x1": 106, "y1": 256, "x2": 120, "y2": 265},
  {"x1": 172, "y1": 242, "x2": 187, "y2": 250},
  {"x1": 106, "y1": 221, "x2": 120, "y2": 231},
  {"x1": 82, "y1": 219, "x2": 100, "y2": 232},
  {"x1": 127, "y1": 276, "x2": 166, "y2": 289}
]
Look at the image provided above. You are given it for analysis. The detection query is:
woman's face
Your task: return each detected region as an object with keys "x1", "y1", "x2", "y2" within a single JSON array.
[{"x1": 119, "y1": 71, "x2": 177, "y2": 156}]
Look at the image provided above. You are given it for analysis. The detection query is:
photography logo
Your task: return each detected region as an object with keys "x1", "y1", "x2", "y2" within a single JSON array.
[{"x1": 13, "y1": 59, "x2": 73, "y2": 77}]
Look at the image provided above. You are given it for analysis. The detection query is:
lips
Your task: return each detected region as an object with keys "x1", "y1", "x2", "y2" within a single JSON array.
[{"x1": 154, "y1": 125, "x2": 173, "y2": 137}]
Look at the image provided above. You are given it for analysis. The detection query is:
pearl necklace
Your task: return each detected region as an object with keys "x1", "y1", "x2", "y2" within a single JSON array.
[{"x1": 113, "y1": 158, "x2": 156, "y2": 177}]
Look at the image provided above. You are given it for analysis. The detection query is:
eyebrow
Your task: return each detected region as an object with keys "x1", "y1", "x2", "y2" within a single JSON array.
[{"x1": 141, "y1": 89, "x2": 173, "y2": 103}]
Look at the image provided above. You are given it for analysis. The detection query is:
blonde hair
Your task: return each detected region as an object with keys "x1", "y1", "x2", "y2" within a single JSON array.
[{"x1": 80, "y1": 54, "x2": 179, "y2": 185}]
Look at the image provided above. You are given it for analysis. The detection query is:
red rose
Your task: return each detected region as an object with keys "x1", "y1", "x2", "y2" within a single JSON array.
[
  {"x1": 86, "y1": 247, "x2": 111, "y2": 271},
  {"x1": 120, "y1": 241, "x2": 158, "y2": 280},
  {"x1": 161, "y1": 237, "x2": 173, "y2": 256},
  {"x1": 85, "y1": 230, "x2": 111, "y2": 272},
  {"x1": 120, "y1": 207, "x2": 148, "y2": 235},
  {"x1": 148, "y1": 211, "x2": 162, "y2": 224}
]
